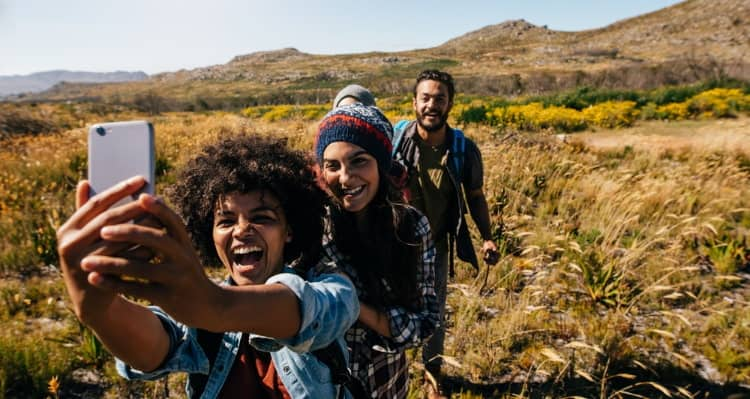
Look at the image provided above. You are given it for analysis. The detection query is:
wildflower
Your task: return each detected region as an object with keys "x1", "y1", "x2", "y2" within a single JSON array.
[{"x1": 48, "y1": 375, "x2": 60, "y2": 395}]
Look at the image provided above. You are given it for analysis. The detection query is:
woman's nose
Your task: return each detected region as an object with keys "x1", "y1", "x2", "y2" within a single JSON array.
[
  {"x1": 338, "y1": 166, "x2": 352, "y2": 184},
  {"x1": 233, "y1": 220, "x2": 254, "y2": 237}
]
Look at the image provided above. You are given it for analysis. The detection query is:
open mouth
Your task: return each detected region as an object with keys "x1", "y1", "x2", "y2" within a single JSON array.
[
  {"x1": 231, "y1": 245, "x2": 263, "y2": 268},
  {"x1": 342, "y1": 186, "x2": 364, "y2": 197}
]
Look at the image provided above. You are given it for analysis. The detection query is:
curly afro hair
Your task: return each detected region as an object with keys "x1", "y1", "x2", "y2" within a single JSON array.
[{"x1": 166, "y1": 135, "x2": 327, "y2": 270}]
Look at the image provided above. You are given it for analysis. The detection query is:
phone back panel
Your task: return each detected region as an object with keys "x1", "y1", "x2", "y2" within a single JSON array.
[{"x1": 88, "y1": 121, "x2": 155, "y2": 206}]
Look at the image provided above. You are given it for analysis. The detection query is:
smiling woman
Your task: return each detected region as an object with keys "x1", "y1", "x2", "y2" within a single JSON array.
[
  {"x1": 55, "y1": 135, "x2": 360, "y2": 398},
  {"x1": 321, "y1": 142, "x2": 380, "y2": 214},
  {"x1": 211, "y1": 191, "x2": 291, "y2": 286},
  {"x1": 314, "y1": 103, "x2": 439, "y2": 399}
]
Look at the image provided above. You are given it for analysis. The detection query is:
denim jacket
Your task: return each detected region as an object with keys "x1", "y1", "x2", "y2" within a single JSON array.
[{"x1": 116, "y1": 266, "x2": 359, "y2": 399}]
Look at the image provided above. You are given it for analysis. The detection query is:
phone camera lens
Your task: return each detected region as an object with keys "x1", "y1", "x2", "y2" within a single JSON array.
[{"x1": 96, "y1": 126, "x2": 106, "y2": 136}]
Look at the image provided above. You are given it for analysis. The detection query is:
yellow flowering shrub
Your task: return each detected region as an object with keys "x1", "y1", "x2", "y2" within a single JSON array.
[
  {"x1": 656, "y1": 102, "x2": 690, "y2": 120},
  {"x1": 300, "y1": 105, "x2": 328, "y2": 121},
  {"x1": 261, "y1": 105, "x2": 295, "y2": 122},
  {"x1": 687, "y1": 88, "x2": 750, "y2": 118},
  {"x1": 242, "y1": 104, "x2": 328, "y2": 122},
  {"x1": 582, "y1": 101, "x2": 639, "y2": 128},
  {"x1": 488, "y1": 103, "x2": 586, "y2": 132},
  {"x1": 241, "y1": 106, "x2": 273, "y2": 119}
]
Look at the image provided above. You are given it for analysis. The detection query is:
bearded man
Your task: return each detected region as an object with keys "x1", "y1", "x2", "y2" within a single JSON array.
[{"x1": 392, "y1": 70, "x2": 499, "y2": 399}]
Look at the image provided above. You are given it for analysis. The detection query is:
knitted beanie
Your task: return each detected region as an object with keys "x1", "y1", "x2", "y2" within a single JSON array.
[
  {"x1": 315, "y1": 103, "x2": 393, "y2": 172},
  {"x1": 332, "y1": 84, "x2": 376, "y2": 109}
]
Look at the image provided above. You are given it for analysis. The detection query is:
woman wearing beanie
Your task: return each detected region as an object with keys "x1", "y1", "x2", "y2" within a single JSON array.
[{"x1": 314, "y1": 103, "x2": 440, "y2": 399}]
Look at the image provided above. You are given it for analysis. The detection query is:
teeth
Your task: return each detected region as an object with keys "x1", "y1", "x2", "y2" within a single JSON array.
[
  {"x1": 232, "y1": 246, "x2": 262, "y2": 256},
  {"x1": 343, "y1": 186, "x2": 364, "y2": 195}
]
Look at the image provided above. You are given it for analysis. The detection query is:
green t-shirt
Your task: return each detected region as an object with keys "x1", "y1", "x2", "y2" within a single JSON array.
[{"x1": 407, "y1": 136, "x2": 454, "y2": 243}]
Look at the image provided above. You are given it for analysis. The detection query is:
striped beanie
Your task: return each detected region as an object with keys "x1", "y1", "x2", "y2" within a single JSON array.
[{"x1": 315, "y1": 103, "x2": 394, "y2": 172}]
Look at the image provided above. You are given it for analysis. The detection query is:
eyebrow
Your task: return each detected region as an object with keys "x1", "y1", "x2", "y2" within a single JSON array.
[
  {"x1": 323, "y1": 149, "x2": 370, "y2": 163},
  {"x1": 215, "y1": 205, "x2": 280, "y2": 216}
]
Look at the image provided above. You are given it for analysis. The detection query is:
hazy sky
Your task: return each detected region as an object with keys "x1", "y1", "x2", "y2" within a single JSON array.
[{"x1": 0, "y1": 0, "x2": 683, "y2": 76}]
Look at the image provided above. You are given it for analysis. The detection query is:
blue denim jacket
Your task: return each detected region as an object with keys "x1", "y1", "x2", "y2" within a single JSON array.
[{"x1": 116, "y1": 267, "x2": 359, "y2": 399}]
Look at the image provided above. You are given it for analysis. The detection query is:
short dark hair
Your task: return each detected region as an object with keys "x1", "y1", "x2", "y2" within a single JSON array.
[
  {"x1": 166, "y1": 135, "x2": 327, "y2": 270},
  {"x1": 413, "y1": 70, "x2": 455, "y2": 102}
]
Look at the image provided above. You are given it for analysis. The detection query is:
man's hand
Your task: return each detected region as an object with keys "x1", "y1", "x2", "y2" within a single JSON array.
[{"x1": 481, "y1": 240, "x2": 499, "y2": 266}]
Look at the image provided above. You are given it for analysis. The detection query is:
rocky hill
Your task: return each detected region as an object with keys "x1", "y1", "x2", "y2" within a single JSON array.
[{"x1": 11, "y1": 0, "x2": 749, "y2": 106}]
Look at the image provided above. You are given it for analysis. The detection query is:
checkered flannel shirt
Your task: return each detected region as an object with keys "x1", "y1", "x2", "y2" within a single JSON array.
[{"x1": 320, "y1": 205, "x2": 439, "y2": 398}]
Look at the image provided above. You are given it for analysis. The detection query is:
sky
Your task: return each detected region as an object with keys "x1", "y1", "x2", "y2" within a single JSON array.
[{"x1": 0, "y1": 0, "x2": 684, "y2": 77}]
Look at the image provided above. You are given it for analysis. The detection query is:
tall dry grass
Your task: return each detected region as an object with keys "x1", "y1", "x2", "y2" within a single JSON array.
[{"x1": 0, "y1": 107, "x2": 748, "y2": 398}]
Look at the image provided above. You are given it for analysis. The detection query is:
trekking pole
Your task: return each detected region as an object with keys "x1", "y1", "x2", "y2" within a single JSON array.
[{"x1": 478, "y1": 260, "x2": 490, "y2": 295}]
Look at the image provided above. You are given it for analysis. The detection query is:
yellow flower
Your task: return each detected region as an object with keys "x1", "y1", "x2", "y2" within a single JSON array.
[{"x1": 48, "y1": 375, "x2": 60, "y2": 395}]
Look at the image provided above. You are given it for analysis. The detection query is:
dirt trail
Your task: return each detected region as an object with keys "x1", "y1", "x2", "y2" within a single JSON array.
[{"x1": 570, "y1": 117, "x2": 750, "y2": 154}]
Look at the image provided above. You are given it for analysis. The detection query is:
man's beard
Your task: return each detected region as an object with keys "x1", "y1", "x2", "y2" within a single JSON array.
[{"x1": 416, "y1": 109, "x2": 448, "y2": 133}]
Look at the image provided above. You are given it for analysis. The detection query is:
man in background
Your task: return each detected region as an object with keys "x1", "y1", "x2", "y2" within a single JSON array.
[{"x1": 393, "y1": 70, "x2": 499, "y2": 399}]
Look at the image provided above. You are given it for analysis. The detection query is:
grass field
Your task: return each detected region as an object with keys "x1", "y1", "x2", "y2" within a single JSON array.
[{"x1": 1, "y1": 107, "x2": 748, "y2": 398}]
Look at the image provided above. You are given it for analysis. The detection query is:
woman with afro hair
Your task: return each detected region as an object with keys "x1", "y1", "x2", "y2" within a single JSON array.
[{"x1": 56, "y1": 135, "x2": 359, "y2": 398}]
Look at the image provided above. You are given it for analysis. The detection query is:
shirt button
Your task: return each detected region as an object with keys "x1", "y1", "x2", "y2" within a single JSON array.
[{"x1": 283, "y1": 366, "x2": 291, "y2": 373}]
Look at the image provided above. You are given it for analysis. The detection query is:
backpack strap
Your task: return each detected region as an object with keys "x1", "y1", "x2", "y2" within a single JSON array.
[
  {"x1": 313, "y1": 342, "x2": 368, "y2": 399},
  {"x1": 191, "y1": 329, "x2": 225, "y2": 398},
  {"x1": 392, "y1": 120, "x2": 410, "y2": 156},
  {"x1": 450, "y1": 128, "x2": 466, "y2": 180}
]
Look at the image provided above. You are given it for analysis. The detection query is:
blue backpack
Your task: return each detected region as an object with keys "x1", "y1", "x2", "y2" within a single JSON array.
[{"x1": 392, "y1": 120, "x2": 466, "y2": 178}]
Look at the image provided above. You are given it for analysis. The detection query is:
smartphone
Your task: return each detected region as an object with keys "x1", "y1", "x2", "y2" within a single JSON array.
[{"x1": 88, "y1": 121, "x2": 155, "y2": 207}]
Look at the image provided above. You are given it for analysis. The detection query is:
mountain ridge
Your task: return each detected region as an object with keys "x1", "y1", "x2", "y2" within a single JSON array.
[
  {"x1": 6, "y1": 0, "x2": 749, "y2": 105},
  {"x1": 0, "y1": 70, "x2": 148, "y2": 97}
]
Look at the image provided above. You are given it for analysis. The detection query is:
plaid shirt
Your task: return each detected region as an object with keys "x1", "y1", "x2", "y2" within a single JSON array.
[{"x1": 321, "y1": 205, "x2": 439, "y2": 398}]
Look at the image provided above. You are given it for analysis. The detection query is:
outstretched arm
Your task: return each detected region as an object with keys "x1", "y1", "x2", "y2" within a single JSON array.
[
  {"x1": 56, "y1": 177, "x2": 169, "y2": 372},
  {"x1": 81, "y1": 193, "x2": 303, "y2": 339}
]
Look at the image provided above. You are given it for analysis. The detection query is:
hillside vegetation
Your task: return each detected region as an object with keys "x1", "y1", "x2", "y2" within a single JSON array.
[
  {"x1": 1, "y1": 88, "x2": 749, "y2": 397},
  {"x1": 7, "y1": 0, "x2": 749, "y2": 110}
]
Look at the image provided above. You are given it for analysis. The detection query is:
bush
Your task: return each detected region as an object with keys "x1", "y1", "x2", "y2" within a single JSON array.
[
  {"x1": 456, "y1": 104, "x2": 488, "y2": 124},
  {"x1": 687, "y1": 88, "x2": 750, "y2": 118},
  {"x1": 582, "y1": 101, "x2": 639, "y2": 128},
  {"x1": 530, "y1": 86, "x2": 643, "y2": 110},
  {"x1": 488, "y1": 102, "x2": 587, "y2": 132},
  {"x1": 0, "y1": 107, "x2": 58, "y2": 140}
]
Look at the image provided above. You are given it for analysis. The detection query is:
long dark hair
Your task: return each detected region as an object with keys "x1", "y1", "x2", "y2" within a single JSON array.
[{"x1": 328, "y1": 170, "x2": 420, "y2": 310}]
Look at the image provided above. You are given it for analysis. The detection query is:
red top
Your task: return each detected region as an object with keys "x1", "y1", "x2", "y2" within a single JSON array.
[{"x1": 218, "y1": 334, "x2": 291, "y2": 399}]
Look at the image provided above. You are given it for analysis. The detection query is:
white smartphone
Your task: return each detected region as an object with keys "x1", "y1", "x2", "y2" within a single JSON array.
[{"x1": 88, "y1": 120, "x2": 155, "y2": 207}]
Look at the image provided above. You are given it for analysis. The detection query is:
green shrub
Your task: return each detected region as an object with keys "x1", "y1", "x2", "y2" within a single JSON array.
[{"x1": 0, "y1": 334, "x2": 73, "y2": 399}]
